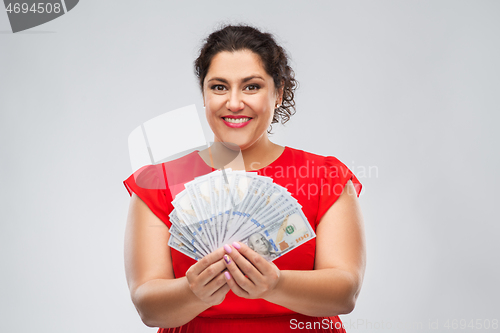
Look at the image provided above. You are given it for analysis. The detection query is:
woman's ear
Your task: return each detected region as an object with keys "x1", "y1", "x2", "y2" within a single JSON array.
[{"x1": 276, "y1": 81, "x2": 284, "y2": 105}]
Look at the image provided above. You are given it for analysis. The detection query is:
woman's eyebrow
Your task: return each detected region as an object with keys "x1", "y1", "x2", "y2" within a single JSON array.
[
  {"x1": 207, "y1": 75, "x2": 265, "y2": 84},
  {"x1": 242, "y1": 75, "x2": 265, "y2": 82}
]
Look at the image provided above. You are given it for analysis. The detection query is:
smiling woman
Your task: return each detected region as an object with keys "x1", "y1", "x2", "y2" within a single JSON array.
[
  {"x1": 123, "y1": 24, "x2": 365, "y2": 333},
  {"x1": 203, "y1": 49, "x2": 278, "y2": 152}
]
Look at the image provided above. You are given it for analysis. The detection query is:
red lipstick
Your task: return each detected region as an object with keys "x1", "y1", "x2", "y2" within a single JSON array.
[{"x1": 221, "y1": 115, "x2": 252, "y2": 128}]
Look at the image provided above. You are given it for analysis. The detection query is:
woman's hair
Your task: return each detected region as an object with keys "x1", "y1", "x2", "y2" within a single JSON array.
[{"x1": 194, "y1": 24, "x2": 298, "y2": 133}]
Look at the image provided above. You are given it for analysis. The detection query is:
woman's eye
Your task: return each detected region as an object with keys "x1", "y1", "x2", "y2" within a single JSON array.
[
  {"x1": 210, "y1": 85, "x2": 226, "y2": 91},
  {"x1": 245, "y1": 84, "x2": 260, "y2": 91}
]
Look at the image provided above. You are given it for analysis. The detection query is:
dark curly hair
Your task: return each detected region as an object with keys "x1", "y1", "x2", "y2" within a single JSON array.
[{"x1": 194, "y1": 24, "x2": 298, "y2": 133}]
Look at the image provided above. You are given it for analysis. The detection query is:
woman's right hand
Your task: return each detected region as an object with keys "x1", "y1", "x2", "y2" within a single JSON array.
[{"x1": 185, "y1": 247, "x2": 230, "y2": 306}]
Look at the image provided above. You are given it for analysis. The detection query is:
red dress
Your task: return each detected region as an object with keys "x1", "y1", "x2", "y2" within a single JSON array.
[{"x1": 123, "y1": 146, "x2": 362, "y2": 332}]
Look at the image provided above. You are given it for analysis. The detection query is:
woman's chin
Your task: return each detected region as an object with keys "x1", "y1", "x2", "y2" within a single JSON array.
[
  {"x1": 216, "y1": 137, "x2": 252, "y2": 151},
  {"x1": 218, "y1": 141, "x2": 241, "y2": 151}
]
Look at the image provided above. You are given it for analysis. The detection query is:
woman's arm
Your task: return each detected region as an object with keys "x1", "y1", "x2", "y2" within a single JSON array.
[
  {"x1": 222, "y1": 180, "x2": 366, "y2": 317},
  {"x1": 124, "y1": 194, "x2": 229, "y2": 328}
]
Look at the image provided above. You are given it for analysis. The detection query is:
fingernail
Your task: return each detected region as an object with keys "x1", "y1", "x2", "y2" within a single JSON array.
[
  {"x1": 224, "y1": 254, "x2": 231, "y2": 264},
  {"x1": 224, "y1": 271, "x2": 231, "y2": 280},
  {"x1": 232, "y1": 242, "x2": 241, "y2": 249},
  {"x1": 224, "y1": 244, "x2": 232, "y2": 253}
]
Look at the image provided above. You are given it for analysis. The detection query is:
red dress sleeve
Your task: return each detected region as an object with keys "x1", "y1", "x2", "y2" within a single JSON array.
[
  {"x1": 123, "y1": 164, "x2": 174, "y2": 228},
  {"x1": 315, "y1": 156, "x2": 362, "y2": 225}
]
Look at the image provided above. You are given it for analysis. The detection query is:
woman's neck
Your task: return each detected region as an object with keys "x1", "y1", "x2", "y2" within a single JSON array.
[
  {"x1": 202, "y1": 135, "x2": 284, "y2": 172},
  {"x1": 239, "y1": 136, "x2": 284, "y2": 171}
]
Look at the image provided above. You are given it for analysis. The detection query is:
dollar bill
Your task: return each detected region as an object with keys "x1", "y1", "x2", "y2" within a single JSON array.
[{"x1": 240, "y1": 208, "x2": 315, "y2": 261}]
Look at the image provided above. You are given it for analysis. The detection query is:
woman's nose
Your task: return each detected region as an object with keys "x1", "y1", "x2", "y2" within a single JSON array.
[{"x1": 226, "y1": 91, "x2": 244, "y2": 112}]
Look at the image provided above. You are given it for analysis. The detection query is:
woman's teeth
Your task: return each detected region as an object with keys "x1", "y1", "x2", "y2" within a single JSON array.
[{"x1": 223, "y1": 117, "x2": 251, "y2": 123}]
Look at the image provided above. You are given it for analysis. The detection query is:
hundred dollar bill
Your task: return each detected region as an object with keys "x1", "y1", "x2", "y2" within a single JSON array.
[
  {"x1": 230, "y1": 176, "x2": 273, "y2": 226},
  {"x1": 227, "y1": 188, "x2": 299, "y2": 242},
  {"x1": 252, "y1": 192, "x2": 300, "y2": 225},
  {"x1": 219, "y1": 170, "x2": 250, "y2": 241},
  {"x1": 207, "y1": 170, "x2": 222, "y2": 246},
  {"x1": 184, "y1": 177, "x2": 217, "y2": 250},
  {"x1": 240, "y1": 208, "x2": 315, "y2": 261},
  {"x1": 169, "y1": 210, "x2": 209, "y2": 256},
  {"x1": 169, "y1": 224, "x2": 200, "y2": 254},
  {"x1": 209, "y1": 169, "x2": 226, "y2": 245},
  {"x1": 171, "y1": 191, "x2": 212, "y2": 254},
  {"x1": 229, "y1": 198, "x2": 298, "y2": 243},
  {"x1": 168, "y1": 233, "x2": 201, "y2": 261},
  {"x1": 223, "y1": 178, "x2": 274, "y2": 243}
]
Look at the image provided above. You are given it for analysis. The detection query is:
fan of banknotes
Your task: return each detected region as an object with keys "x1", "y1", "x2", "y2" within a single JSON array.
[{"x1": 168, "y1": 169, "x2": 316, "y2": 261}]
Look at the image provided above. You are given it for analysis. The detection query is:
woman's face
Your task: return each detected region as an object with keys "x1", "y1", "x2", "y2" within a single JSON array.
[{"x1": 203, "y1": 49, "x2": 282, "y2": 150}]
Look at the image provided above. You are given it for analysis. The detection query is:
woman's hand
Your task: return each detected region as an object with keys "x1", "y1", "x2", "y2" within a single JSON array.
[
  {"x1": 185, "y1": 247, "x2": 230, "y2": 306},
  {"x1": 222, "y1": 242, "x2": 281, "y2": 299}
]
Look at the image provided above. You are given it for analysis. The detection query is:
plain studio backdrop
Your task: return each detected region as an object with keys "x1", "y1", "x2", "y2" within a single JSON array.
[{"x1": 1, "y1": 1, "x2": 499, "y2": 332}]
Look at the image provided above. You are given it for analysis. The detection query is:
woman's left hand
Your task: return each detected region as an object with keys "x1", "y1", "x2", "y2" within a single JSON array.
[{"x1": 222, "y1": 242, "x2": 281, "y2": 299}]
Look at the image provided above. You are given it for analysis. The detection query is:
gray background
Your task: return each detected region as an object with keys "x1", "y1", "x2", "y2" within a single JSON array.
[{"x1": 1, "y1": 1, "x2": 499, "y2": 332}]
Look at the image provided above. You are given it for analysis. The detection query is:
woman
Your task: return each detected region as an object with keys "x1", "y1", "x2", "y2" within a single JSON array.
[{"x1": 124, "y1": 24, "x2": 365, "y2": 332}]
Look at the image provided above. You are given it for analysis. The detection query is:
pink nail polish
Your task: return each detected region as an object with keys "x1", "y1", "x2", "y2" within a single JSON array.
[
  {"x1": 224, "y1": 271, "x2": 231, "y2": 280},
  {"x1": 232, "y1": 242, "x2": 241, "y2": 249},
  {"x1": 224, "y1": 244, "x2": 232, "y2": 253},
  {"x1": 224, "y1": 254, "x2": 231, "y2": 264}
]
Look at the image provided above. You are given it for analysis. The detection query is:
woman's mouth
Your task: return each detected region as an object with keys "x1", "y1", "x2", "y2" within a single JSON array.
[{"x1": 222, "y1": 117, "x2": 252, "y2": 128}]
